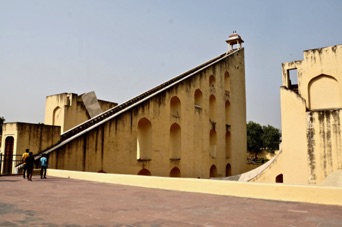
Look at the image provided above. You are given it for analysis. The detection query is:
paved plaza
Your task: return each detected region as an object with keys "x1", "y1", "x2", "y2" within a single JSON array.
[{"x1": 0, "y1": 175, "x2": 342, "y2": 226}]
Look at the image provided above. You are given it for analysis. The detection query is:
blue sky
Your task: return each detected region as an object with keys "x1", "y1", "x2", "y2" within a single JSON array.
[{"x1": 1, "y1": 0, "x2": 341, "y2": 129}]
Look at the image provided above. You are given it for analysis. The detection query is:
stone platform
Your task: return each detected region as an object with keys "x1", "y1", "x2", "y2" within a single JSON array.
[{"x1": 0, "y1": 175, "x2": 341, "y2": 226}]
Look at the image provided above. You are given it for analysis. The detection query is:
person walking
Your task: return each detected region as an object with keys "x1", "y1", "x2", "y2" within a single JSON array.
[
  {"x1": 40, "y1": 154, "x2": 48, "y2": 179},
  {"x1": 22, "y1": 149, "x2": 29, "y2": 179},
  {"x1": 25, "y1": 152, "x2": 35, "y2": 181}
]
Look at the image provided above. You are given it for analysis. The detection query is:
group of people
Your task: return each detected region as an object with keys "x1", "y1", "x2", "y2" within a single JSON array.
[{"x1": 22, "y1": 149, "x2": 48, "y2": 181}]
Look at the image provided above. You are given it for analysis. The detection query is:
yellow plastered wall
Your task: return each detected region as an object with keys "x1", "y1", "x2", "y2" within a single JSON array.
[
  {"x1": 253, "y1": 44, "x2": 342, "y2": 185},
  {"x1": 48, "y1": 49, "x2": 247, "y2": 178},
  {"x1": 44, "y1": 93, "x2": 73, "y2": 133},
  {"x1": 48, "y1": 169, "x2": 342, "y2": 206},
  {"x1": 0, "y1": 122, "x2": 60, "y2": 174},
  {"x1": 307, "y1": 110, "x2": 342, "y2": 183},
  {"x1": 280, "y1": 88, "x2": 310, "y2": 184},
  {"x1": 44, "y1": 93, "x2": 117, "y2": 133}
]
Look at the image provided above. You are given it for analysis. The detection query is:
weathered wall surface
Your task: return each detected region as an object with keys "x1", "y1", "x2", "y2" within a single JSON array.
[
  {"x1": 253, "y1": 44, "x2": 342, "y2": 185},
  {"x1": 0, "y1": 122, "x2": 60, "y2": 174},
  {"x1": 1, "y1": 123, "x2": 60, "y2": 155},
  {"x1": 44, "y1": 93, "x2": 70, "y2": 132},
  {"x1": 307, "y1": 110, "x2": 342, "y2": 184},
  {"x1": 250, "y1": 87, "x2": 309, "y2": 184},
  {"x1": 49, "y1": 49, "x2": 247, "y2": 178},
  {"x1": 98, "y1": 99, "x2": 118, "y2": 114},
  {"x1": 227, "y1": 50, "x2": 247, "y2": 174},
  {"x1": 44, "y1": 93, "x2": 117, "y2": 133}
]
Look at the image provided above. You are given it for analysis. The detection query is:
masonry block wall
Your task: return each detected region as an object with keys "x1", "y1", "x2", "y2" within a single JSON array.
[{"x1": 48, "y1": 49, "x2": 247, "y2": 179}]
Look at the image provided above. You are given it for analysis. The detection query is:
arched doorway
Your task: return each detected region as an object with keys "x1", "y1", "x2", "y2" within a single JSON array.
[
  {"x1": 209, "y1": 165, "x2": 217, "y2": 178},
  {"x1": 276, "y1": 174, "x2": 283, "y2": 183},
  {"x1": 226, "y1": 163, "x2": 231, "y2": 177},
  {"x1": 170, "y1": 167, "x2": 181, "y2": 177},
  {"x1": 3, "y1": 136, "x2": 14, "y2": 175},
  {"x1": 138, "y1": 168, "x2": 151, "y2": 176}
]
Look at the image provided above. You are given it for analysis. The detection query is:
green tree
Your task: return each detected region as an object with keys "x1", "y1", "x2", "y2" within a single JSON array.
[
  {"x1": 247, "y1": 121, "x2": 263, "y2": 158},
  {"x1": 0, "y1": 116, "x2": 5, "y2": 135},
  {"x1": 262, "y1": 125, "x2": 281, "y2": 153},
  {"x1": 247, "y1": 121, "x2": 281, "y2": 159}
]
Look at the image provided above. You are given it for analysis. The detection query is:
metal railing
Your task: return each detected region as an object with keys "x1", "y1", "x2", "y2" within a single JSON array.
[{"x1": 0, "y1": 154, "x2": 22, "y2": 175}]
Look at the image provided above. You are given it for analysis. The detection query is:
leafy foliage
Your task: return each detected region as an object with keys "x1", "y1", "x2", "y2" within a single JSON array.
[
  {"x1": 247, "y1": 121, "x2": 281, "y2": 157},
  {"x1": 247, "y1": 121, "x2": 263, "y2": 153},
  {"x1": 262, "y1": 125, "x2": 281, "y2": 152}
]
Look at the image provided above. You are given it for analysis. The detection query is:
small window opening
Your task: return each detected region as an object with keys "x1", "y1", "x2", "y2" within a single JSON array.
[
  {"x1": 276, "y1": 174, "x2": 283, "y2": 183},
  {"x1": 288, "y1": 69, "x2": 298, "y2": 93},
  {"x1": 288, "y1": 69, "x2": 298, "y2": 86}
]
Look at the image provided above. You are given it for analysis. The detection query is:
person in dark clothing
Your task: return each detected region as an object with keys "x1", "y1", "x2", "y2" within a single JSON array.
[{"x1": 25, "y1": 152, "x2": 35, "y2": 181}]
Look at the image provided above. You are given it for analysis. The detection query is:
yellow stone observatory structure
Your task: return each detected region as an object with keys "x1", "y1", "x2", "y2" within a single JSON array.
[
  {"x1": 1, "y1": 32, "x2": 248, "y2": 179},
  {"x1": 240, "y1": 44, "x2": 342, "y2": 185},
  {"x1": 0, "y1": 92, "x2": 117, "y2": 175}
]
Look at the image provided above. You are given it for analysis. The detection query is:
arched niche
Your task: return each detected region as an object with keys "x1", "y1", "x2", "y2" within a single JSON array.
[
  {"x1": 209, "y1": 75, "x2": 216, "y2": 87},
  {"x1": 308, "y1": 75, "x2": 340, "y2": 109},
  {"x1": 225, "y1": 100, "x2": 231, "y2": 124},
  {"x1": 224, "y1": 71, "x2": 231, "y2": 91},
  {"x1": 53, "y1": 106, "x2": 62, "y2": 126},
  {"x1": 137, "y1": 118, "x2": 152, "y2": 160},
  {"x1": 194, "y1": 89, "x2": 203, "y2": 107},
  {"x1": 170, "y1": 123, "x2": 181, "y2": 159},
  {"x1": 170, "y1": 96, "x2": 181, "y2": 117},
  {"x1": 209, "y1": 129, "x2": 217, "y2": 158},
  {"x1": 225, "y1": 131, "x2": 231, "y2": 159},
  {"x1": 209, "y1": 95, "x2": 216, "y2": 120}
]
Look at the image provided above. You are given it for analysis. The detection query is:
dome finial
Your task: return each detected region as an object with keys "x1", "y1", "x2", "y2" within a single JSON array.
[{"x1": 226, "y1": 31, "x2": 244, "y2": 53}]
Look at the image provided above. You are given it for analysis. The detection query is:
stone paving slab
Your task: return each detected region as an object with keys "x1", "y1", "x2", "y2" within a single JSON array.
[{"x1": 0, "y1": 175, "x2": 342, "y2": 226}]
